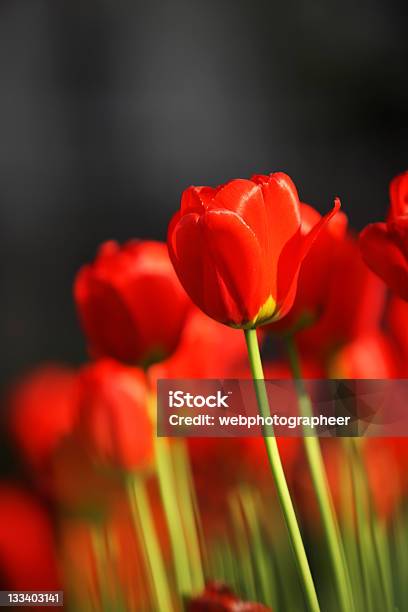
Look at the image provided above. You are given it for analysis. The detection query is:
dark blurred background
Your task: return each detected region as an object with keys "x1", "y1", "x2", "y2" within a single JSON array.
[{"x1": 0, "y1": 0, "x2": 407, "y2": 388}]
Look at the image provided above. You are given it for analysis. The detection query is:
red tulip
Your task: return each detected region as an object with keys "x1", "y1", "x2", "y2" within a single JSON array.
[
  {"x1": 329, "y1": 332, "x2": 400, "y2": 379},
  {"x1": 168, "y1": 173, "x2": 340, "y2": 328},
  {"x1": 386, "y1": 295, "x2": 408, "y2": 374},
  {"x1": 188, "y1": 582, "x2": 271, "y2": 611},
  {"x1": 148, "y1": 307, "x2": 249, "y2": 383},
  {"x1": 9, "y1": 365, "x2": 80, "y2": 474},
  {"x1": 0, "y1": 484, "x2": 60, "y2": 590},
  {"x1": 269, "y1": 203, "x2": 348, "y2": 331},
  {"x1": 360, "y1": 171, "x2": 408, "y2": 301},
  {"x1": 78, "y1": 359, "x2": 153, "y2": 471},
  {"x1": 295, "y1": 234, "x2": 386, "y2": 360},
  {"x1": 74, "y1": 240, "x2": 191, "y2": 364}
]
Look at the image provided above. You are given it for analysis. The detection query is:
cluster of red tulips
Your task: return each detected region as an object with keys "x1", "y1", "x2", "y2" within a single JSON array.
[{"x1": 1, "y1": 170, "x2": 408, "y2": 611}]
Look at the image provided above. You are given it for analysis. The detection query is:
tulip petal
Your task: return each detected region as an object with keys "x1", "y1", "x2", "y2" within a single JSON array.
[
  {"x1": 213, "y1": 179, "x2": 268, "y2": 253},
  {"x1": 169, "y1": 209, "x2": 268, "y2": 325},
  {"x1": 74, "y1": 267, "x2": 141, "y2": 361},
  {"x1": 180, "y1": 186, "x2": 208, "y2": 214},
  {"x1": 201, "y1": 210, "x2": 271, "y2": 324},
  {"x1": 360, "y1": 222, "x2": 408, "y2": 301},
  {"x1": 275, "y1": 198, "x2": 341, "y2": 318},
  {"x1": 252, "y1": 173, "x2": 302, "y2": 299},
  {"x1": 389, "y1": 170, "x2": 408, "y2": 219}
]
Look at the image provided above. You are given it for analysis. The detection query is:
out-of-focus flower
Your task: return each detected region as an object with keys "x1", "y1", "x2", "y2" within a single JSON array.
[
  {"x1": 50, "y1": 433, "x2": 124, "y2": 514},
  {"x1": 168, "y1": 173, "x2": 339, "y2": 328},
  {"x1": 74, "y1": 240, "x2": 191, "y2": 365},
  {"x1": 77, "y1": 359, "x2": 153, "y2": 472},
  {"x1": 360, "y1": 171, "x2": 408, "y2": 301},
  {"x1": 386, "y1": 295, "x2": 408, "y2": 374},
  {"x1": 148, "y1": 307, "x2": 250, "y2": 383},
  {"x1": 295, "y1": 235, "x2": 386, "y2": 361},
  {"x1": 188, "y1": 582, "x2": 271, "y2": 611},
  {"x1": 0, "y1": 484, "x2": 60, "y2": 590},
  {"x1": 7, "y1": 364, "x2": 122, "y2": 511},
  {"x1": 8, "y1": 365, "x2": 80, "y2": 475},
  {"x1": 270, "y1": 204, "x2": 348, "y2": 332},
  {"x1": 329, "y1": 332, "x2": 400, "y2": 379}
]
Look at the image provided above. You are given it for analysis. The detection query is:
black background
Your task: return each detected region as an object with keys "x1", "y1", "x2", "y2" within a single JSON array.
[{"x1": 0, "y1": 0, "x2": 407, "y2": 388}]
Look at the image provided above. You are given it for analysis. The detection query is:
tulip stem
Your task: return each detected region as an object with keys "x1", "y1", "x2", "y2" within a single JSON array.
[
  {"x1": 127, "y1": 476, "x2": 173, "y2": 612},
  {"x1": 155, "y1": 437, "x2": 197, "y2": 595},
  {"x1": 285, "y1": 336, "x2": 355, "y2": 612},
  {"x1": 244, "y1": 328, "x2": 321, "y2": 612}
]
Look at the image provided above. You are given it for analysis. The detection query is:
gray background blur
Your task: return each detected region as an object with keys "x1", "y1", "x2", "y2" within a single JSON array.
[{"x1": 0, "y1": 0, "x2": 407, "y2": 388}]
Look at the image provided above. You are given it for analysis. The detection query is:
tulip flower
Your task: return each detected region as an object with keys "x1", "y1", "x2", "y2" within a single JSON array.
[
  {"x1": 269, "y1": 204, "x2": 348, "y2": 333},
  {"x1": 0, "y1": 484, "x2": 60, "y2": 590},
  {"x1": 148, "y1": 306, "x2": 250, "y2": 383},
  {"x1": 329, "y1": 332, "x2": 400, "y2": 379},
  {"x1": 360, "y1": 171, "x2": 408, "y2": 301},
  {"x1": 9, "y1": 365, "x2": 80, "y2": 475},
  {"x1": 78, "y1": 359, "x2": 153, "y2": 471},
  {"x1": 296, "y1": 235, "x2": 386, "y2": 361},
  {"x1": 168, "y1": 173, "x2": 340, "y2": 328},
  {"x1": 188, "y1": 582, "x2": 271, "y2": 611},
  {"x1": 74, "y1": 240, "x2": 191, "y2": 364},
  {"x1": 386, "y1": 295, "x2": 408, "y2": 375}
]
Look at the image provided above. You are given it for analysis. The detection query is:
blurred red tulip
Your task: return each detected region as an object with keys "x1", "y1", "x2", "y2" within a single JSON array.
[
  {"x1": 295, "y1": 234, "x2": 386, "y2": 360},
  {"x1": 9, "y1": 365, "x2": 80, "y2": 474},
  {"x1": 148, "y1": 307, "x2": 250, "y2": 383},
  {"x1": 329, "y1": 332, "x2": 400, "y2": 379},
  {"x1": 50, "y1": 433, "x2": 124, "y2": 513},
  {"x1": 0, "y1": 485, "x2": 60, "y2": 590},
  {"x1": 270, "y1": 203, "x2": 348, "y2": 332},
  {"x1": 168, "y1": 173, "x2": 339, "y2": 328},
  {"x1": 386, "y1": 295, "x2": 408, "y2": 374},
  {"x1": 78, "y1": 359, "x2": 153, "y2": 472},
  {"x1": 360, "y1": 171, "x2": 408, "y2": 301},
  {"x1": 74, "y1": 240, "x2": 191, "y2": 365},
  {"x1": 188, "y1": 582, "x2": 271, "y2": 611}
]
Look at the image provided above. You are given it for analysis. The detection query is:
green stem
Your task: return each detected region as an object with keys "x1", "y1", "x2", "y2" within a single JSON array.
[
  {"x1": 286, "y1": 336, "x2": 355, "y2": 612},
  {"x1": 372, "y1": 518, "x2": 394, "y2": 612},
  {"x1": 156, "y1": 437, "x2": 195, "y2": 596},
  {"x1": 127, "y1": 477, "x2": 173, "y2": 612},
  {"x1": 229, "y1": 493, "x2": 258, "y2": 601},
  {"x1": 91, "y1": 523, "x2": 112, "y2": 611},
  {"x1": 239, "y1": 487, "x2": 278, "y2": 609},
  {"x1": 347, "y1": 440, "x2": 375, "y2": 612},
  {"x1": 172, "y1": 439, "x2": 205, "y2": 591},
  {"x1": 244, "y1": 328, "x2": 320, "y2": 612}
]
